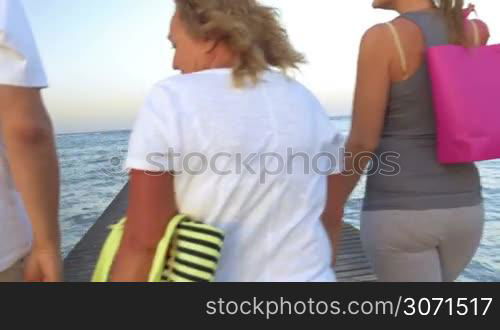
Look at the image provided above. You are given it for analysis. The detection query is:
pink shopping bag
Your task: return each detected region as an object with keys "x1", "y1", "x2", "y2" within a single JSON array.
[{"x1": 427, "y1": 10, "x2": 500, "y2": 164}]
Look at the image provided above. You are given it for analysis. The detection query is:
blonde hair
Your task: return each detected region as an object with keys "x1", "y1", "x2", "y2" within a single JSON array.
[
  {"x1": 174, "y1": 0, "x2": 306, "y2": 87},
  {"x1": 433, "y1": 0, "x2": 466, "y2": 45}
]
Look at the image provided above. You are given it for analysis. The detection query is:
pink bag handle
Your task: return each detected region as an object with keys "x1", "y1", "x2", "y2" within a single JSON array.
[{"x1": 463, "y1": 4, "x2": 476, "y2": 18}]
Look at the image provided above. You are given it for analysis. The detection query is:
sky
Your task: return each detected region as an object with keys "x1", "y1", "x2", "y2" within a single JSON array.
[{"x1": 22, "y1": 0, "x2": 500, "y2": 134}]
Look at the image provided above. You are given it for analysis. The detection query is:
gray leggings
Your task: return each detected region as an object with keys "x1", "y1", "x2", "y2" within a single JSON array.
[{"x1": 361, "y1": 205, "x2": 484, "y2": 282}]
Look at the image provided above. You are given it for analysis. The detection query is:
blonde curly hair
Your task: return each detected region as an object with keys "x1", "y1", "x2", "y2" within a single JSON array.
[{"x1": 174, "y1": 0, "x2": 306, "y2": 87}]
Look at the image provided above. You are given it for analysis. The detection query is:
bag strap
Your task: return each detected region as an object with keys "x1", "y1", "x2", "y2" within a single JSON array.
[
  {"x1": 385, "y1": 22, "x2": 409, "y2": 79},
  {"x1": 91, "y1": 215, "x2": 186, "y2": 282},
  {"x1": 469, "y1": 20, "x2": 481, "y2": 47},
  {"x1": 148, "y1": 215, "x2": 186, "y2": 282},
  {"x1": 91, "y1": 218, "x2": 127, "y2": 282}
]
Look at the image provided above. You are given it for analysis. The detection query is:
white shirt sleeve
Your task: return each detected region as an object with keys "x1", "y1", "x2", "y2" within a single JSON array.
[
  {"x1": 330, "y1": 129, "x2": 346, "y2": 175},
  {"x1": 0, "y1": 0, "x2": 48, "y2": 87},
  {"x1": 323, "y1": 119, "x2": 346, "y2": 175},
  {"x1": 124, "y1": 83, "x2": 183, "y2": 173}
]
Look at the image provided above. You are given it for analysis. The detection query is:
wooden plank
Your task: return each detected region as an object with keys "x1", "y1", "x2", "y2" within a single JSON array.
[
  {"x1": 338, "y1": 250, "x2": 366, "y2": 257},
  {"x1": 338, "y1": 245, "x2": 365, "y2": 252},
  {"x1": 340, "y1": 236, "x2": 361, "y2": 242},
  {"x1": 340, "y1": 236, "x2": 359, "y2": 242},
  {"x1": 339, "y1": 248, "x2": 364, "y2": 254},
  {"x1": 335, "y1": 263, "x2": 373, "y2": 273},
  {"x1": 339, "y1": 242, "x2": 363, "y2": 249},
  {"x1": 336, "y1": 261, "x2": 370, "y2": 269},
  {"x1": 341, "y1": 230, "x2": 359, "y2": 235},
  {"x1": 338, "y1": 245, "x2": 365, "y2": 251},
  {"x1": 339, "y1": 274, "x2": 378, "y2": 283},
  {"x1": 336, "y1": 253, "x2": 369, "y2": 261},
  {"x1": 340, "y1": 238, "x2": 361, "y2": 244},
  {"x1": 337, "y1": 268, "x2": 377, "y2": 278},
  {"x1": 336, "y1": 257, "x2": 370, "y2": 266},
  {"x1": 340, "y1": 232, "x2": 360, "y2": 239}
]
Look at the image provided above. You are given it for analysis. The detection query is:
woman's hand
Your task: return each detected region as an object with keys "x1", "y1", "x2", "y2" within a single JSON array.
[
  {"x1": 330, "y1": 208, "x2": 345, "y2": 267},
  {"x1": 323, "y1": 175, "x2": 347, "y2": 268}
]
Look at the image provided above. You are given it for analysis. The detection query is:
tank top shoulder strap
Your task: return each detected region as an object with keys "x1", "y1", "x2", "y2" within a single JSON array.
[
  {"x1": 399, "y1": 11, "x2": 449, "y2": 47},
  {"x1": 385, "y1": 22, "x2": 409, "y2": 79}
]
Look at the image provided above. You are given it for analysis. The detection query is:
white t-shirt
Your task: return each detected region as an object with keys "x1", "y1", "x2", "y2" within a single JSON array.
[
  {"x1": 0, "y1": 0, "x2": 48, "y2": 271},
  {"x1": 125, "y1": 69, "x2": 344, "y2": 282}
]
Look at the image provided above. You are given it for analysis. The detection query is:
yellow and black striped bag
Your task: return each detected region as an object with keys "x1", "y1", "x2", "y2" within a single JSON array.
[{"x1": 92, "y1": 215, "x2": 224, "y2": 282}]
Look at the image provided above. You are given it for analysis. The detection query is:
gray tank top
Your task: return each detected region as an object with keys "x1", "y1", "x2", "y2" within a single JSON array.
[{"x1": 363, "y1": 11, "x2": 482, "y2": 211}]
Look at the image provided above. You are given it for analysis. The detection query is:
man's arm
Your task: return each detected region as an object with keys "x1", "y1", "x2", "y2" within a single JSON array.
[{"x1": 0, "y1": 86, "x2": 61, "y2": 282}]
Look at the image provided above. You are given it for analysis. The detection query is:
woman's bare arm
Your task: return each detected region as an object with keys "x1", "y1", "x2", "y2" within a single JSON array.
[
  {"x1": 323, "y1": 24, "x2": 393, "y2": 264},
  {"x1": 111, "y1": 170, "x2": 178, "y2": 282}
]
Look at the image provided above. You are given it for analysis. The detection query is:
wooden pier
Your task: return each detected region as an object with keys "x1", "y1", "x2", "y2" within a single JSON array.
[{"x1": 64, "y1": 183, "x2": 377, "y2": 282}]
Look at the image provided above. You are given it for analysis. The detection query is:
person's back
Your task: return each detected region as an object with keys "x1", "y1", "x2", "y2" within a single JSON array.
[
  {"x1": 112, "y1": 0, "x2": 344, "y2": 282},
  {"x1": 330, "y1": 0, "x2": 490, "y2": 282},
  {"x1": 365, "y1": 10, "x2": 483, "y2": 210},
  {"x1": 127, "y1": 69, "x2": 342, "y2": 281}
]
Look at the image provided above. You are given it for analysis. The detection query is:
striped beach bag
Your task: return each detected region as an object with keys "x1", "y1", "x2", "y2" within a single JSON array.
[{"x1": 92, "y1": 215, "x2": 225, "y2": 282}]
